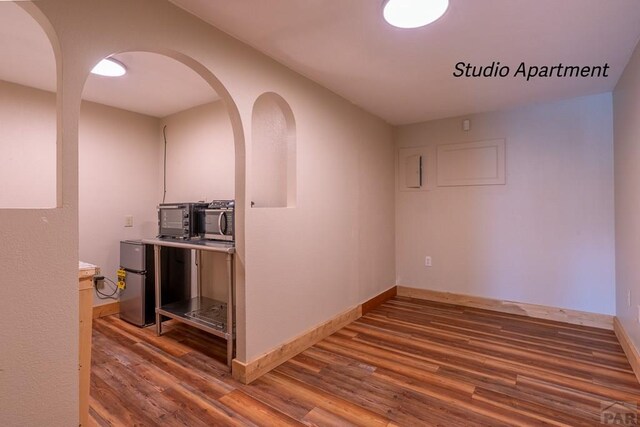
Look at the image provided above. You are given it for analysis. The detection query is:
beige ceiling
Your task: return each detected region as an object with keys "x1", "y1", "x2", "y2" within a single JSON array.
[
  {"x1": 82, "y1": 51, "x2": 220, "y2": 118},
  {"x1": 170, "y1": 0, "x2": 640, "y2": 125},
  {"x1": 0, "y1": 2, "x2": 219, "y2": 118},
  {"x1": 2, "y1": 1, "x2": 640, "y2": 122}
]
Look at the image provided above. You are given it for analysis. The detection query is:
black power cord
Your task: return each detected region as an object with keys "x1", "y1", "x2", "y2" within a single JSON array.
[{"x1": 93, "y1": 275, "x2": 120, "y2": 300}]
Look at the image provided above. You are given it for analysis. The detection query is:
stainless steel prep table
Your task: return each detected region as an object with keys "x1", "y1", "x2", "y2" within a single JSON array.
[{"x1": 142, "y1": 238, "x2": 235, "y2": 368}]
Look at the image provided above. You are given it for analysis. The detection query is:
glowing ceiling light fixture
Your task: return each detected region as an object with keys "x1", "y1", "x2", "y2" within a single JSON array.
[
  {"x1": 90, "y1": 57, "x2": 126, "y2": 77},
  {"x1": 383, "y1": 0, "x2": 449, "y2": 29}
]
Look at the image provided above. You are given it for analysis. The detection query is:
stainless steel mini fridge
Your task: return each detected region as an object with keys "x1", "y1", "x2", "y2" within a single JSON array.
[
  {"x1": 119, "y1": 240, "x2": 191, "y2": 327},
  {"x1": 119, "y1": 240, "x2": 156, "y2": 326}
]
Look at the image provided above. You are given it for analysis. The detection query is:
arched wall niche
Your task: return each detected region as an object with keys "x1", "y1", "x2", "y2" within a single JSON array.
[
  {"x1": 251, "y1": 92, "x2": 297, "y2": 208},
  {"x1": 0, "y1": 1, "x2": 62, "y2": 209}
]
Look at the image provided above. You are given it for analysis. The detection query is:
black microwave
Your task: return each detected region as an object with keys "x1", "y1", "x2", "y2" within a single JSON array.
[{"x1": 157, "y1": 202, "x2": 208, "y2": 240}]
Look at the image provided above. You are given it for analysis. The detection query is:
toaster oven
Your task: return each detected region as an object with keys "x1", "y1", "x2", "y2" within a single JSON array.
[{"x1": 157, "y1": 202, "x2": 208, "y2": 240}]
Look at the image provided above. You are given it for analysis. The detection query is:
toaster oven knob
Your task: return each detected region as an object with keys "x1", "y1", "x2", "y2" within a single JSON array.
[{"x1": 183, "y1": 212, "x2": 189, "y2": 218}]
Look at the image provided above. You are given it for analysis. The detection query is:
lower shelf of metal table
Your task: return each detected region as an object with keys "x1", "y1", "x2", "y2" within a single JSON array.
[{"x1": 157, "y1": 297, "x2": 234, "y2": 340}]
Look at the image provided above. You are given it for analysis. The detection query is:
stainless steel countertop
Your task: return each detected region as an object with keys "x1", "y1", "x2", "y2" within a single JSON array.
[{"x1": 141, "y1": 238, "x2": 235, "y2": 254}]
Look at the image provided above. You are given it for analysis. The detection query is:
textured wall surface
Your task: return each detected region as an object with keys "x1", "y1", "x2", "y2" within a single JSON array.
[
  {"x1": 614, "y1": 38, "x2": 640, "y2": 351},
  {"x1": 79, "y1": 100, "x2": 161, "y2": 304},
  {"x1": 0, "y1": 81, "x2": 56, "y2": 208},
  {"x1": 0, "y1": 0, "x2": 395, "y2": 424},
  {"x1": 396, "y1": 93, "x2": 615, "y2": 315}
]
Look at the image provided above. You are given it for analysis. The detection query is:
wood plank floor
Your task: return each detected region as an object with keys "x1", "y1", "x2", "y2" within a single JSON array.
[{"x1": 89, "y1": 296, "x2": 640, "y2": 426}]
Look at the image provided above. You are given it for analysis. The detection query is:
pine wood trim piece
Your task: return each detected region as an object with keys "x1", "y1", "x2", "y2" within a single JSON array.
[
  {"x1": 79, "y1": 267, "x2": 98, "y2": 280},
  {"x1": 397, "y1": 286, "x2": 613, "y2": 330},
  {"x1": 361, "y1": 286, "x2": 397, "y2": 315},
  {"x1": 93, "y1": 301, "x2": 120, "y2": 319},
  {"x1": 233, "y1": 306, "x2": 361, "y2": 384},
  {"x1": 232, "y1": 286, "x2": 401, "y2": 384},
  {"x1": 614, "y1": 317, "x2": 640, "y2": 384}
]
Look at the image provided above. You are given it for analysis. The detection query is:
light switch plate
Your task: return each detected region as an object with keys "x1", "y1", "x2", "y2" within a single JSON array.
[{"x1": 125, "y1": 215, "x2": 133, "y2": 227}]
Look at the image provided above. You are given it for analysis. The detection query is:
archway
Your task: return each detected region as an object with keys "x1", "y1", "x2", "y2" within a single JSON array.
[{"x1": 78, "y1": 49, "x2": 245, "y2": 363}]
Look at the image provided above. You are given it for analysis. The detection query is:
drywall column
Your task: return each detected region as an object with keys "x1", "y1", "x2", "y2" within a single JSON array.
[
  {"x1": 0, "y1": 3, "x2": 79, "y2": 425},
  {"x1": 614, "y1": 38, "x2": 640, "y2": 350}
]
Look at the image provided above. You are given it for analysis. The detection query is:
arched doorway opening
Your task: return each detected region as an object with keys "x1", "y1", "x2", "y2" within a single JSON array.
[{"x1": 78, "y1": 49, "x2": 244, "y2": 365}]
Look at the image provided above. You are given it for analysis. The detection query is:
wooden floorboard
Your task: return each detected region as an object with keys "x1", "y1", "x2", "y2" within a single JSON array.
[{"x1": 90, "y1": 296, "x2": 640, "y2": 426}]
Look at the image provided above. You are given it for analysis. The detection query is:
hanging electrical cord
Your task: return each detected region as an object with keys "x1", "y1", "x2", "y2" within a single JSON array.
[
  {"x1": 93, "y1": 276, "x2": 120, "y2": 300},
  {"x1": 162, "y1": 125, "x2": 168, "y2": 203}
]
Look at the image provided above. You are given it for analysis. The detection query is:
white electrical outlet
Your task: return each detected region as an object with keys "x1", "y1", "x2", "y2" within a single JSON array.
[
  {"x1": 125, "y1": 215, "x2": 134, "y2": 227},
  {"x1": 425, "y1": 256, "x2": 432, "y2": 267},
  {"x1": 628, "y1": 290, "x2": 632, "y2": 307}
]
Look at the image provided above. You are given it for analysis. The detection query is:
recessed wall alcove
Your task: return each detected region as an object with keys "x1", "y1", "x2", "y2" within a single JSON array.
[
  {"x1": 251, "y1": 92, "x2": 296, "y2": 208},
  {"x1": 0, "y1": 2, "x2": 58, "y2": 208}
]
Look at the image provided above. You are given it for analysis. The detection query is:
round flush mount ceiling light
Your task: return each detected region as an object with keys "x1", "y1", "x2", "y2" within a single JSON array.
[
  {"x1": 90, "y1": 58, "x2": 126, "y2": 77},
  {"x1": 383, "y1": 0, "x2": 449, "y2": 29}
]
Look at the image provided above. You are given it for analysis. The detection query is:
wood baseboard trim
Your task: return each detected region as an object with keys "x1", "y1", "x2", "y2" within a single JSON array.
[
  {"x1": 362, "y1": 286, "x2": 397, "y2": 315},
  {"x1": 614, "y1": 317, "x2": 640, "y2": 384},
  {"x1": 233, "y1": 306, "x2": 360, "y2": 384},
  {"x1": 396, "y1": 286, "x2": 613, "y2": 330},
  {"x1": 232, "y1": 286, "x2": 398, "y2": 384},
  {"x1": 92, "y1": 301, "x2": 120, "y2": 319}
]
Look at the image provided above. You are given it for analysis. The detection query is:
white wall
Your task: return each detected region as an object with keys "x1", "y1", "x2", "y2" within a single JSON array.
[
  {"x1": 160, "y1": 100, "x2": 235, "y2": 300},
  {"x1": 0, "y1": 3, "x2": 77, "y2": 424},
  {"x1": 0, "y1": 77, "x2": 76, "y2": 426},
  {"x1": 160, "y1": 101, "x2": 234, "y2": 202},
  {"x1": 396, "y1": 93, "x2": 615, "y2": 315},
  {"x1": 79, "y1": 101, "x2": 161, "y2": 303},
  {"x1": 0, "y1": 2, "x2": 396, "y2": 423},
  {"x1": 0, "y1": 80, "x2": 56, "y2": 208},
  {"x1": 246, "y1": 92, "x2": 395, "y2": 360},
  {"x1": 614, "y1": 38, "x2": 640, "y2": 348}
]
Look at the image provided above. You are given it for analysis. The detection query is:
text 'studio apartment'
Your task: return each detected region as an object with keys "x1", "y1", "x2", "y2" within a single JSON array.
[{"x1": 2, "y1": 0, "x2": 640, "y2": 425}]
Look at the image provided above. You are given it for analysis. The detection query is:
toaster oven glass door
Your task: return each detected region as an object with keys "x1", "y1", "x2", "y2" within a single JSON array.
[{"x1": 159, "y1": 208, "x2": 186, "y2": 237}]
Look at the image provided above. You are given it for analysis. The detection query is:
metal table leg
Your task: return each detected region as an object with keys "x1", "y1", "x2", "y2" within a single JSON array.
[
  {"x1": 226, "y1": 253, "x2": 234, "y2": 368},
  {"x1": 196, "y1": 250, "x2": 202, "y2": 298},
  {"x1": 154, "y1": 244, "x2": 162, "y2": 336}
]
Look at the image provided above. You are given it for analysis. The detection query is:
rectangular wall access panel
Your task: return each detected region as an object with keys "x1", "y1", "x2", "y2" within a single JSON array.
[{"x1": 436, "y1": 139, "x2": 506, "y2": 187}]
